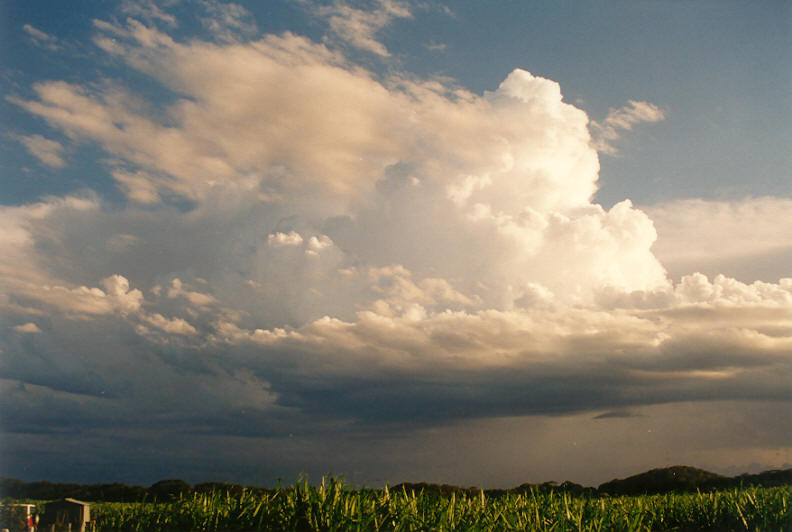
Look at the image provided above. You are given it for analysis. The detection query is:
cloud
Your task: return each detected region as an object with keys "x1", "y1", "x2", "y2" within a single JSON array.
[
  {"x1": 204, "y1": 279, "x2": 791, "y2": 422},
  {"x1": 166, "y1": 278, "x2": 216, "y2": 308},
  {"x1": 111, "y1": 169, "x2": 163, "y2": 204},
  {"x1": 2, "y1": 6, "x2": 790, "y2": 482},
  {"x1": 364, "y1": 265, "x2": 475, "y2": 311},
  {"x1": 23, "y1": 24, "x2": 59, "y2": 51},
  {"x1": 0, "y1": 195, "x2": 100, "y2": 292},
  {"x1": 121, "y1": 0, "x2": 178, "y2": 27},
  {"x1": 13, "y1": 323, "x2": 42, "y2": 334},
  {"x1": 13, "y1": 134, "x2": 66, "y2": 168},
  {"x1": 140, "y1": 312, "x2": 197, "y2": 335},
  {"x1": 644, "y1": 197, "x2": 792, "y2": 282},
  {"x1": 593, "y1": 410, "x2": 639, "y2": 419},
  {"x1": 314, "y1": 0, "x2": 411, "y2": 56},
  {"x1": 199, "y1": 0, "x2": 258, "y2": 42},
  {"x1": 15, "y1": 275, "x2": 144, "y2": 317},
  {"x1": 590, "y1": 100, "x2": 665, "y2": 155},
  {"x1": 305, "y1": 235, "x2": 333, "y2": 256},
  {"x1": 268, "y1": 231, "x2": 304, "y2": 247},
  {"x1": 18, "y1": 29, "x2": 403, "y2": 204}
]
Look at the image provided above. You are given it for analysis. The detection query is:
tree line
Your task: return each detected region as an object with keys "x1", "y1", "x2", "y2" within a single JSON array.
[{"x1": 1, "y1": 466, "x2": 790, "y2": 502}]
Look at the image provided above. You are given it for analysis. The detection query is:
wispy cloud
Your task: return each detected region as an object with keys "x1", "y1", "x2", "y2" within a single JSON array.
[
  {"x1": 314, "y1": 0, "x2": 412, "y2": 56},
  {"x1": 199, "y1": 0, "x2": 258, "y2": 42},
  {"x1": 13, "y1": 134, "x2": 66, "y2": 168},
  {"x1": 121, "y1": 0, "x2": 178, "y2": 27},
  {"x1": 590, "y1": 100, "x2": 665, "y2": 155},
  {"x1": 23, "y1": 24, "x2": 59, "y2": 51}
]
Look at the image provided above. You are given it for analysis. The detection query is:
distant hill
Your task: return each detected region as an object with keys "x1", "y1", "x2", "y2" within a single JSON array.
[
  {"x1": 1, "y1": 466, "x2": 790, "y2": 501},
  {"x1": 598, "y1": 466, "x2": 792, "y2": 495},
  {"x1": 598, "y1": 466, "x2": 727, "y2": 495}
]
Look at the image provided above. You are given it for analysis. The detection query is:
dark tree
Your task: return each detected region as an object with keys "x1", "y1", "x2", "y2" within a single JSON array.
[{"x1": 148, "y1": 479, "x2": 192, "y2": 501}]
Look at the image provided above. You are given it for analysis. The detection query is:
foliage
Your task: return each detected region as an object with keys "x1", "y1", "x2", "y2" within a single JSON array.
[
  {"x1": 0, "y1": 479, "x2": 148, "y2": 503},
  {"x1": 147, "y1": 480, "x2": 193, "y2": 502},
  {"x1": 3, "y1": 466, "x2": 789, "y2": 502},
  {"x1": 86, "y1": 479, "x2": 791, "y2": 531}
]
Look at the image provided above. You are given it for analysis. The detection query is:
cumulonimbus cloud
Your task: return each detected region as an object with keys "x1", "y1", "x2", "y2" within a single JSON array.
[{"x1": 2, "y1": 8, "x2": 790, "y2": 441}]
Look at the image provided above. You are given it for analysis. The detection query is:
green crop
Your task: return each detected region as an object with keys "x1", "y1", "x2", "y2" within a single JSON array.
[{"x1": 78, "y1": 479, "x2": 791, "y2": 531}]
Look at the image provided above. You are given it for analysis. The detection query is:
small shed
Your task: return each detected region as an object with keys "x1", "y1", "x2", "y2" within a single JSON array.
[
  {"x1": 40, "y1": 499, "x2": 90, "y2": 532},
  {"x1": 0, "y1": 503, "x2": 37, "y2": 532}
]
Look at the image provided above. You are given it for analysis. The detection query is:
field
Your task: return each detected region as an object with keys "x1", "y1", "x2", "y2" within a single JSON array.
[{"x1": 70, "y1": 478, "x2": 792, "y2": 531}]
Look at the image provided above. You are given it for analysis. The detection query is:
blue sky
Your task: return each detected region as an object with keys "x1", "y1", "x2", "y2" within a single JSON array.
[{"x1": 1, "y1": 0, "x2": 790, "y2": 487}]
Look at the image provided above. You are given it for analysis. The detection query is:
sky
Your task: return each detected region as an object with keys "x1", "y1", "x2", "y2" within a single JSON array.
[{"x1": 0, "y1": 0, "x2": 790, "y2": 489}]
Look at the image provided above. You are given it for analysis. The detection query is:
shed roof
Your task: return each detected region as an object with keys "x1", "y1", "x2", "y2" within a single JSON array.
[{"x1": 46, "y1": 498, "x2": 90, "y2": 506}]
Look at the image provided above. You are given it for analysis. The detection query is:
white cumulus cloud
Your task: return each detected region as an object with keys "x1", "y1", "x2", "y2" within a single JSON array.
[{"x1": 268, "y1": 231, "x2": 304, "y2": 247}]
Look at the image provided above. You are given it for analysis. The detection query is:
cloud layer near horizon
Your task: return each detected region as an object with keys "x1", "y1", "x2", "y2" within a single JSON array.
[{"x1": 2, "y1": 5, "x2": 791, "y2": 482}]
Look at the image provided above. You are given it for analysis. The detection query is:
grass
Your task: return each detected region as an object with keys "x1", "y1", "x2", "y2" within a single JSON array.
[{"x1": 79, "y1": 478, "x2": 791, "y2": 531}]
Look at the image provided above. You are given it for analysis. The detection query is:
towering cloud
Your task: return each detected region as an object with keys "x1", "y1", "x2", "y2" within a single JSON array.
[{"x1": 2, "y1": 4, "x2": 790, "y2": 485}]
